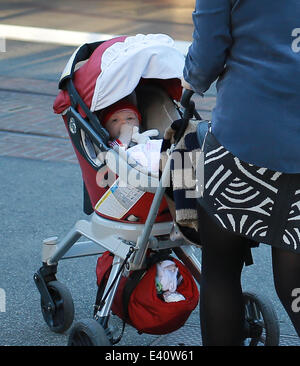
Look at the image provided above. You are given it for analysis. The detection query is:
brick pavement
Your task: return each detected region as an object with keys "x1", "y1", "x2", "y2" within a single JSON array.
[
  {"x1": 0, "y1": 76, "x2": 77, "y2": 163},
  {"x1": 0, "y1": 75, "x2": 58, "y2": 96},
  {"x1": 0, "y1": 76, "x2": 215, "y2": 164},
  {"x1": 0, "y1": 132, "x2": 76, "y2": 163},
  {"x1": 0, "y1": 88, "x2": 66, "y2": 138}
]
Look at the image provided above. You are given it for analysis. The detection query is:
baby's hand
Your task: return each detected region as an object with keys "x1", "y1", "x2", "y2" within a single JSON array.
[{"x1": 131, "y1": 126, "x2": 159, "y2": 144}]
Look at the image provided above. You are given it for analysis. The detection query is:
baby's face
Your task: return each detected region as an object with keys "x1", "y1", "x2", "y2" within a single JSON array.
[{"x1": 105, "y1": 109, "x2": 139, "y2": 139}]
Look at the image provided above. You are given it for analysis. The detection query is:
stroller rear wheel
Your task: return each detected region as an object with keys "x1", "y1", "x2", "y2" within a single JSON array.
[
  {"x1": 40, "y1": 280, "x2": 74, "y2": 333},
  {"x1": 68, "y1": 319, "x2": 111, "y2": 346},
  {"x1": 243, "y1": 291, "x2": 280, "y2": 346}
]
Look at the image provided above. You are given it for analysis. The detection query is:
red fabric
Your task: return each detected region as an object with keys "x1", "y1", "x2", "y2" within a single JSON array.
[
  {"x1": 53, "y1": 37, "x2": 183, "y2": 117},
  {"x1": 53, "y1": 36, "x2": 127, "y2": 116},
  {"x1": 96, "y1": 251, "x2": 113, "y2": 287},
  {"x1": 96, "y1": 252, "x2": 199, "y2": 335}
]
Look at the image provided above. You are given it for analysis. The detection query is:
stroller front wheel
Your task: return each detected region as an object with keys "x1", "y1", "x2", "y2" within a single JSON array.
[
  {"x1": 40, "y1": 280, "x2": 74, "y2": 333},
  {"x1": 68, "y1": 319, "x2": 111, "y2": 346}
]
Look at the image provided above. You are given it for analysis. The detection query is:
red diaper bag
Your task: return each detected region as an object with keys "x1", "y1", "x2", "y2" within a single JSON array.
[{"x1": 95, "y1": 251, "x2": 199, "y2": 335}]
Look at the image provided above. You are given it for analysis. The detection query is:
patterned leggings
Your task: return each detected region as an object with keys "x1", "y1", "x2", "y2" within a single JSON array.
[{"x1": 198, "y1": 204, "x2": 300, "y2": 346}]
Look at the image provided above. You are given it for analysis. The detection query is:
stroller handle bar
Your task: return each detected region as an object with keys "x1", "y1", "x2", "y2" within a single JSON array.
[
  {"x1": 173, "y1": 89, "x2": 201, "y2": 144},
  {"x1": 180, "y1": 89, "x2": 194, "y2": 110},
  {"x1": 180, "y1": 89, "x2": 201, "y2": 121}
]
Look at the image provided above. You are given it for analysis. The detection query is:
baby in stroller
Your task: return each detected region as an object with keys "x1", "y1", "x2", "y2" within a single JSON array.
[
  {"x1": 98, "y1": 98, "x2": 148, "y2": 147},
  {"x1": 97, "y1": 97, "x2": 163, "y2": 175}
]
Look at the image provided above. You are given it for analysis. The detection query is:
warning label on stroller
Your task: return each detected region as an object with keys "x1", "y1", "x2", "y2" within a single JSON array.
[{"x1": 95, "y1": 178, "x2": 145, "y2": 219}]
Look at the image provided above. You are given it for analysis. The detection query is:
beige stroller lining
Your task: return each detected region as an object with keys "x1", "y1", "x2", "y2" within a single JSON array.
[{"x1": 137, "y1": 84, "x2": 181, "y2": 136}]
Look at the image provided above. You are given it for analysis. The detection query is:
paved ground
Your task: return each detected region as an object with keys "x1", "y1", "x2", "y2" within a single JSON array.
[
  {"x1": 0, "y1": 0, "x2": 195, "y2": 41},
  {"x1": 0, "y1": 0, "x2": 299, "y2": 349}
]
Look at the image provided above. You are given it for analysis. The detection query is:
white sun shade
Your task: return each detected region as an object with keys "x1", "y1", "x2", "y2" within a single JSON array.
[{"x1": 90, "y1": 34, "x2": 185, "y2": 112}]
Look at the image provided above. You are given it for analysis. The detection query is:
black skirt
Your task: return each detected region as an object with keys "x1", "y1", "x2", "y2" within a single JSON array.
[{"x1": 197, "y1": 122, "x2": 300, "y2": 254}]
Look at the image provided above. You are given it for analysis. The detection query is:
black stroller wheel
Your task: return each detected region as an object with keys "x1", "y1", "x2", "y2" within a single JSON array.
[
  {"x1": 243, "y1": 291, "x2": 280, "y2": 346},
  {"x1": 41, "y1": 280, "x2": 74, "y2": 333},
  {"x1": 68, "y1": 319, "x2": 111, "y2": 346}
]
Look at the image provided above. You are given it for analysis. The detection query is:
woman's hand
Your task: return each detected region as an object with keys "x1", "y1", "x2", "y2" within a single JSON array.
[{"x1": 181, "y1": 77, "x2": 193, "y2": 91}]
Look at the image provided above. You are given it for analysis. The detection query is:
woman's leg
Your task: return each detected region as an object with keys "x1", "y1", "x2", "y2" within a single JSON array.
[
  {"x1": 272, "y1": 246, "x2": 300, "y2": 337},
  {"x1": 198, "y1": 205, "x2": 249, "y2": 346}
]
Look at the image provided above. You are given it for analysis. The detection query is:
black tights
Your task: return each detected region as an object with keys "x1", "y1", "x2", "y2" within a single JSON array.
[{"x1": 198, "y1": 204, "x2": 300, "y2": 346}]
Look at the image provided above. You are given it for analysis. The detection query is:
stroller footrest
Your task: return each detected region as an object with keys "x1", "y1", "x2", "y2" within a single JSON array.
[{"x1": 61, "y1": 240, "x2": 107, "y2": 260}]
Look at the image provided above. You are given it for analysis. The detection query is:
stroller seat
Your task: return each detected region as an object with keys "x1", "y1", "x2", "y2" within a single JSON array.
[{"x1": 53, "y1": 35, "x2": 184, "y2": 226}]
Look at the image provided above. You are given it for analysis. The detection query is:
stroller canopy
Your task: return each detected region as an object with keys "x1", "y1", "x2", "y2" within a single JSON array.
[{"x1": 53, "y1": 34, "x2": 185, "y2": 116}]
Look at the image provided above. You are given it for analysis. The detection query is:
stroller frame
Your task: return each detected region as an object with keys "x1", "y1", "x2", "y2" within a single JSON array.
[
  {"x1": 34, "y1": 123, "x2": 202, "y2": 321},
  {"x1": 34, "y1": 40, "x2": 279, "y2": 346}
]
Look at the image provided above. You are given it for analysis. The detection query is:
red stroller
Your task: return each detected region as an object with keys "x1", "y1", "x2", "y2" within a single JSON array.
[{"x1": 33, "y1": 34, "x2": 280, "y2": 346}]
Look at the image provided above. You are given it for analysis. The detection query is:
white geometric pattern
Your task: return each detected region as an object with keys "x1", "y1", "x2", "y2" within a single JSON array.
[{"x1": 203, "y1": 143, "x2": 300, "y2": 251}]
